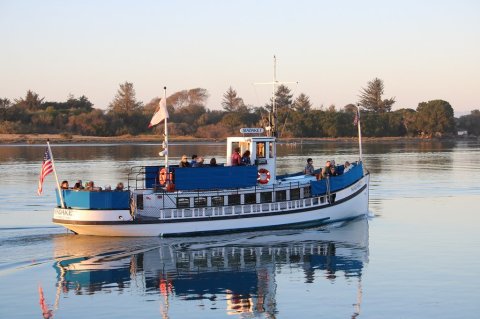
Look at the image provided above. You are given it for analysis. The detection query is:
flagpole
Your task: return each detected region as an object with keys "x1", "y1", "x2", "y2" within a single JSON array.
[
  {"x1": 47, "y1": 140, "x2": 65, "y2": 208},
  {"x1": 356, "y1": 104, "x2": 363, "y2": 162},
  {"x1": 163, "y1": 87, "x2": 169, "y2": 180}
]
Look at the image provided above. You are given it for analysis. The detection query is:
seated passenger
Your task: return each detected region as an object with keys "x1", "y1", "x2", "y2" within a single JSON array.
[
  {"x1": 304, "y1": 158, "x2": 315, "y2": 175},
  {"x1": 191, "y1": 154, "x2": 198, "y2": 166},
  {"x1": 179, "y1": 155, "x2": 191, "y2": 167},
  {"x1": 115, "y1": 182, "x2": 124, "y2": 191},
  {"x1": 209, "y1": 158, "x2": 218, "y2": 167},
  {"x1": 86, "y1": 181, "x2": 102, "y2": 191},
  {"x1": 329, "y1": 166, "x2": 338, "y2": 176},
  {"x1": 60, "y1": 180, "x2": 69, "y2": 189},
  {"x1": 241, "y1": 150, "x2": 251, "y2": 166},
  {"x1": 321, "y1": 160, "x2": 332, "y2": 178},
  {"x1": 73, "y1": 180, "x2": 84, "y2": 190},
  {"x1": 343, "y1": 161, "x2": 352, "y2": 173},
  {"x1": 192, "y1": 157, "x2": 205, "y2": 167}
]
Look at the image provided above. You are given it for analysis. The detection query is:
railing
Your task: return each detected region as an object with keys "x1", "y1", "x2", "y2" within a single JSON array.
[{"x1": 140, "y1": 196, "x2": 324, "y2": 221}]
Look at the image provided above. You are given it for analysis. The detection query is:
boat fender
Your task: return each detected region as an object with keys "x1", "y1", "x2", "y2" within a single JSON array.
[
  {"x1": 257, "y1": 168, "x2": 271, "y2": 184},
  {"x1": 159, "y1": 168, "x2": 173, "y2": 186}
]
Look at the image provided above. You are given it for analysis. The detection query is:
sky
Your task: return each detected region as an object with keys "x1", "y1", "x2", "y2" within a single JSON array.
[{"x1": 1, "y1": 0, "x2": 479, "y2": 116}]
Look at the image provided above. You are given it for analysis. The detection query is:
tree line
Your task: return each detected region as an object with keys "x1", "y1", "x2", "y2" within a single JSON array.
[{"x1": 1, "y1": 79, "x2": 478, "y2": 138}]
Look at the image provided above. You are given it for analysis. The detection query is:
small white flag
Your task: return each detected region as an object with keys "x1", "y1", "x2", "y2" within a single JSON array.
[{"x1": 149, "y1": 97, "x2": 169, "y2": 128}]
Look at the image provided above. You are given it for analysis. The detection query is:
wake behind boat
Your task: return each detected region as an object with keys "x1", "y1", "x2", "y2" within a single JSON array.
[{"x1": 48, "y1": 58, "x2": 370, "y2": 237}]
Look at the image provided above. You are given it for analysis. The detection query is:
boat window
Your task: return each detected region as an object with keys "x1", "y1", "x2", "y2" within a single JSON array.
[
  {"x1": 275, "y1": 190, "x2": 286, "y2": 202},
  {"x1": 269, "y1": 142, "x2": 274, "y2": 158},
  {"x1": 256, "y1": 142, "x2": 266, "y2": 158},
  {"x1": 194, "y1": 197, "x2": 207, "y2": 207},
  {"x1": 304, "y1": 186, "x2": 311, "y2": 198},
  {"x1": 260, "y1": 192, "x2": 272, "y2": 203},
  {"x1": 290, "y1": 188, "x2": 300, "y2": 200},
  {"x1": 245, "y1": 193, "x2": 256, "y2": 204},
  {"x1": 177, "y1": 197, "x2": 190, "y2": 208},
  {"x1": 211, "y1": 196, "x2": 224, "y2": 206},
  {"x1": 228, "y1": 194, "x2": 241, "y2": 205},
  {"x1": 137, "y1": 194, "x2": 144, "y2": 210}
]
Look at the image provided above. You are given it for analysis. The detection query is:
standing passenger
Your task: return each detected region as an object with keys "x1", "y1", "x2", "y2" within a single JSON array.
[
  {"x1": 231, "y1": 147, "x2": 241, "y2": 166},
  {"x1": 241, "y1": 150, "x2": 251, "y2": 166}
]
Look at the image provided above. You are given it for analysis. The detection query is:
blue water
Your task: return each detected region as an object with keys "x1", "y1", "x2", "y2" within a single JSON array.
[{"x1": 1, "y1": 140, "x2": 480, "y2": 318}]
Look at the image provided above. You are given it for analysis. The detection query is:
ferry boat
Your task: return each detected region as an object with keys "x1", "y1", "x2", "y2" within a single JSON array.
[{"x1": 51, "y1": 58, "x2": 370, "y2": 237}]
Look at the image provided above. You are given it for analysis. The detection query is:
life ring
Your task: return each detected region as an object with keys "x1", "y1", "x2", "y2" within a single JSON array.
[
  {"x1": 257, "y1": 168, "x2": 271, "y2": 184},
  {"x1": 159, "y1": 168, "x2": 172, "y2": 186}
]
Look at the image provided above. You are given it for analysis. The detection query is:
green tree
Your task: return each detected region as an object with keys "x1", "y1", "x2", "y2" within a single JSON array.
[
  {"x1": 265, "y1": 84, "x2": 293, "y2": 137},
  {"x1": 293, "y1": 93, "x2": 312, "y2": 113},
  {"x1": 415, "y1": 100, "x2": 455, "y2": 137},
  {"x1": 358, "y1": 78, "x2": 395, "y2": 113},
  {"x1": 108, "y1": 82, "x2": 143, "y2": 115},
  {"x1": 221, "y1": 86, "x2": 248, "y2": 112}
]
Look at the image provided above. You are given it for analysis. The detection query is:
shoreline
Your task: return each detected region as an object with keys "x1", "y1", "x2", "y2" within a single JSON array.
[{"x1": 0, "y1": 133, "x2": 476, "y2": 145}]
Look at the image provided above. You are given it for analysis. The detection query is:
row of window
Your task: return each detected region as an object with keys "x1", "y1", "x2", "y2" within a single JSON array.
[{"x1": 176, "y1": 187, "x2": 309, "y2": 208}]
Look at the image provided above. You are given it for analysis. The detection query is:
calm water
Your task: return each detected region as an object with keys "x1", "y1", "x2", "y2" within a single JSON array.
[{"x1": 1, "y1": 140, "x2": 480, "y2": 318}]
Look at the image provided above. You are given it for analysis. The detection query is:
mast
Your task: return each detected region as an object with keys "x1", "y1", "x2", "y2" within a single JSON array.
[
  {"x1": 356, "y1": 104, "x2": 363, "y2": 162},
  {"x1": 254, "y1": 55, "x2": 298, "y2": 137},
  {"x1": 272, "y1": 55, "x2": 277, "y2": 137},
  {"x1": 163, "y1": 87, "x2": 169, "y2": 175}
]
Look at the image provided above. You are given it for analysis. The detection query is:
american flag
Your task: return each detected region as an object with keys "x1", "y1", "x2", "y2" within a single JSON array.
[{"x1": 37, "y1": 147, "x2": 53, "y2": 195}]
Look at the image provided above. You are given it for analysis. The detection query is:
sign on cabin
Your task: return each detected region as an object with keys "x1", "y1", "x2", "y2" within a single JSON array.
[{"x1": 240, "y1": 128, "x2": 264, "y2": 134}]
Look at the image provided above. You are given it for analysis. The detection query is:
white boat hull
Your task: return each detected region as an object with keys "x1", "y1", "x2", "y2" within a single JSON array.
[{"x1": 53, "y1": 175, "x2": 369, "y2": 237}]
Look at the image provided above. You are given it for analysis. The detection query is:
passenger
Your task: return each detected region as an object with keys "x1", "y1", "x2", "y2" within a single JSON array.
[
  {"x1": 191, "y1": 154, "x2": 198, "y2": 166},
  {"x1": 192, "y1": 157, "x2": 204, "y2": 167},
  {"x1": 231, "y1": 147, "x2": 241, "y2": 166},
  {"x1": 329, "y1": 166, "x2": 338, "y2": 176},
  {"x1": 321, "y1": 160, "x2": 332, "y2": 178},
  {"x1": 85, "y1": 181, "x2": 94, "y2": 190},
  {"x1": 104, "y1": 185, "x2": 112, "y2": 191},
  {"x1": 179, "y1": 155, "x2": 190, "y2": 167},
  {"x1": 60, "y1": 180, "x2": 69, "y2": 189},
  {"x1": 304, "y1": 158, "x2": 315, "y2": 175},
  {"x1": 343, "y1": 161, "x2": 352, "y2": 173},
  {"x1": 73, "y1": 180, "x2": 84, "y2": 190},
  {"x1": 115, "y1": 182, "x2": 124, "y2": 191},
  {"x1": 86, "y1": 181, "x2": 102, "y2": 191},
  {"x1": 209, "y1": 158, "x2": 218, "y2": 167},
  {"x1": 241, "y1": 150, "x2": 251, "y2": 166}
]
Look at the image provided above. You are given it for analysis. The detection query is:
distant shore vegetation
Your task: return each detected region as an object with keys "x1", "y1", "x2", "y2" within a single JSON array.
[{"x1": 1, "y1": 78, "x2": 479, "y2": 139}]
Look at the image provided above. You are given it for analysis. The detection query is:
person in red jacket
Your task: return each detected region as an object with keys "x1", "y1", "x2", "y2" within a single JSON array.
[{"x1": 231, "y1": 147, "x2": 241, "y2": 166}]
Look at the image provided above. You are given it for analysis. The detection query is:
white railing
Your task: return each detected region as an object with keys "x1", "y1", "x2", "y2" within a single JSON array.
[{"x1": 155, "y1": 196, "x2": 325, "y2": 220}]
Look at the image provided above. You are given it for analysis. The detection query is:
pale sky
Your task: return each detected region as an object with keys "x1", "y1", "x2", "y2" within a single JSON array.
[{"x1": 1, "y1": 0, "x2": 479, "y2": 116}]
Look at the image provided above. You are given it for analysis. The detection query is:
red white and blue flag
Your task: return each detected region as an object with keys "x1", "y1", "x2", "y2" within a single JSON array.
[{"x1": 37, "y1": 147, "x2": 53, "y2": 195}]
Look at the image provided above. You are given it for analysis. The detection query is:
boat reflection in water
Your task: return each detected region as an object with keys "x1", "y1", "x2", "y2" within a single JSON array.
[{"x1": 52, "y1": 217, "x2": 369, "y2": 317}]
